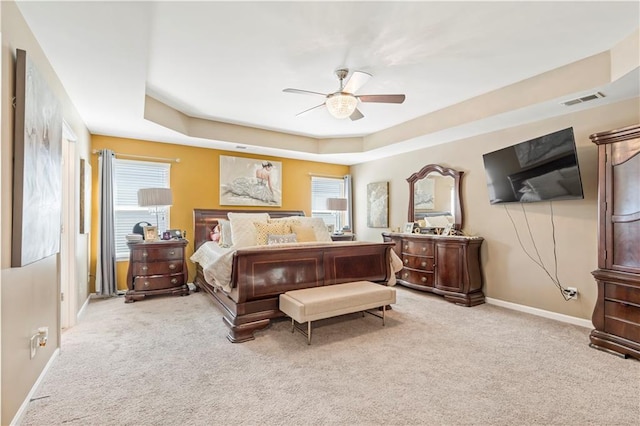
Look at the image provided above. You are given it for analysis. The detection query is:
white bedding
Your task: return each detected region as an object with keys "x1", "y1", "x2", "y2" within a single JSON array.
[{"x1": 190, "y1": 241, "x2": 403, "y2": 293}]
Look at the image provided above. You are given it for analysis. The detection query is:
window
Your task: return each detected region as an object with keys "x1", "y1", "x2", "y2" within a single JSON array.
[
  {"x1": 114, "y1": 159, "x2": 171, "y2": 259},
  {"x1": 311, "y1": 176, "x2": 347, "y2": 231}
]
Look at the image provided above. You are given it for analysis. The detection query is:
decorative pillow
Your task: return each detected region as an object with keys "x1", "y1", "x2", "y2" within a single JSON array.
[
  {"x1": 291, "y1": 224, "x2": 317, "y2": 242},
  {"x1": 268, "y1": 217, "x2": 301, "y2": 233},
  {"x1": 210, "y1": 225, "x2": 221, "y2": 243},
  {"x1": 217, "y1": 219, "x2": 233, "y2": 248},
  {"x1": 295, "y1": 217, "x2": 332, "y2": 242},
  {"x1": 227, "y1": 212, "x2": 269, "y2": 248},
  {"x1": 254, "y1": 221, "x2": 288, "y2": 245},
  {"x1": 266, "y1": 233, "x2": 297, "y2": 245}
]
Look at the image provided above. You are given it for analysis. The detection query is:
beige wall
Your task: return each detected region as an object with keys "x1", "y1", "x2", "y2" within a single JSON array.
[
  {"x1": 0, "y1": 1, "x2": 91, "y2": 424},
  {"x1": 353, "y1": 98, "x2": 639, "y2": 320}
]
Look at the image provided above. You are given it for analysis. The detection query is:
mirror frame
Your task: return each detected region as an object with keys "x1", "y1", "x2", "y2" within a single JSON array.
[{"x1": 407, "y1": 164, "x2": 464, "y2": 230}]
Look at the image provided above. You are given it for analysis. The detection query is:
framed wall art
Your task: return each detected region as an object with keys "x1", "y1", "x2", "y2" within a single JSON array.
[
  {"x1": 12, "y1": 49, "x2": 63, "y2": 267},
  {"x1": 367, "y1": 181, "x2": 389, "y2": 228},
  {"x1": 219, "y1": 155, "x2": 282, "y2": 206}
]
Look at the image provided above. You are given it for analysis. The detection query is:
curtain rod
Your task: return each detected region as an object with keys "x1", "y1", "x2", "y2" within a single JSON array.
[
  {"x1": 308, "y1": 172, "x2": 345, "y2": 179},
  {"x1": 92, "y1": 150, "x2": 180, "y2": 163}
]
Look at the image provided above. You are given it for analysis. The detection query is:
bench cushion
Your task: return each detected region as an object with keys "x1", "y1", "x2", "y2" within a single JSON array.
[{"x1": 279, "y1": 281, "x2": 396, "y2": 323}]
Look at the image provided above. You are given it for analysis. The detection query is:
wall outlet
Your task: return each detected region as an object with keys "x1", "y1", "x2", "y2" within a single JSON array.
[{"x1": 563, "y1": 287, "x2": 578, "y2": 300}]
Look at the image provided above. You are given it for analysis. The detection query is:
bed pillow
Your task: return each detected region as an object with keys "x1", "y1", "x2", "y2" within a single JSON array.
[
  {"x1": 254, "y1": 221, "x2": 288, "y2": 245},
  {"x1": 266, "y1": 233, "x2": 297, "y2": 245},
  {"x1": 291, "y1": 224, "x2": 317, "y2": 242},
  {"x1": 217, "y1": 219, "x2": 233, "y2": 248},
  {"x1": 295, "y1": 217, "x2": 332, "y2": 242},
  {"x1": 227, "y1": 212, "x2": 269, "y2": 248},
  {"x1": 525, "y1": 170, "x2": 569, "y2": 199},
  {"x1": 423, "y1": 215, "x2": 453, "y2": 228}
]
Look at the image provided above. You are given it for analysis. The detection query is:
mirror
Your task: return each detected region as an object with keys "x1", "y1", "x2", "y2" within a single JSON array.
[{"x1": 407, "y1": 164, "x2": 463, "y2": 230}]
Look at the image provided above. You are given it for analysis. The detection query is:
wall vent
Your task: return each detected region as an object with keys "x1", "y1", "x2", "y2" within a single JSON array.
[{"x1": 561, "y1": 92, "x2": 605, "y2": 107}]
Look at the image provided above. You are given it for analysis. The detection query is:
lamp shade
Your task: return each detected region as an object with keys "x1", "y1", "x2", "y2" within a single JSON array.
[
  {"x1": 326, "y1": 197, "x2": 347, "y2": 211},
  {"x1": 326, "y1": 93, "x2": 358, "y2": 119},
  {"x1": 138, "y1": 188, "x2": 173, "y2": 207}
]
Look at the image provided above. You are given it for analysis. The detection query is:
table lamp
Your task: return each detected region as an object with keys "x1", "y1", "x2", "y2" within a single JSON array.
[
  {"x1": 137, "y1": 188, "x2": 173, "y2": 228},
  {"x1": 326, "y1": 197, "x2": 347, "y2": 235}
]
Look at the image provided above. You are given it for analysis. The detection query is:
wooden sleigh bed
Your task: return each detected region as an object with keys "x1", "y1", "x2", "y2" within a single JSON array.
[{"x1": 192, "y1": 208, "x2": 395, "y2": 342}]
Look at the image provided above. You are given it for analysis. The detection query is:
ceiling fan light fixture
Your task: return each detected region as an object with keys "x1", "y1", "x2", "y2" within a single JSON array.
[{"x1": 326, "y1": 92, "x2": 358, "y2": 119}]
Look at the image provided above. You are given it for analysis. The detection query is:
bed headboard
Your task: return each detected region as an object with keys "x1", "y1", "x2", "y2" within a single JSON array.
[{"x1": 193, "y1": 209, "x2": 306, "y2": 251}]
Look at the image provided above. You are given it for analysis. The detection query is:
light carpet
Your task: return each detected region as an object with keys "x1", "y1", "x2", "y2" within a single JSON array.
[{"x1": 21, "y1": 286, "x2": 640, "y2": 425}]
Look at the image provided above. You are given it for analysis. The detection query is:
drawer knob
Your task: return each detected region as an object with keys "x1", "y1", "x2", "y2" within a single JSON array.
[
  {"x1": 421, "y1": 276, "x2": 427, "y2": 283},
  {"x1": 171, "y1": 278, "x2": 178, "y2": 284},
  {"x1": 404, "y1": 259, "x2": 408, "y2": 264},
  {"x1": 141, "y1": 266, "x2": 148, "y2": 271},
  {"x1": 403, "y1": 272, "x2": 408, "y2": 278},
  {"x1": 169, "y1": 264, "x2": 176, "y2": 270},
  {"x1": 421, "y1": 261, "x2": 427, "y2": 267},
  {"x1": 143, "y1": 281, "x2": 149, "y2": 288},
  {"x1": 421, "y1": 247, "x2": 426, "y2": 252},
  {"x1": 404, "y1": 245, "x2": 408, "y2": 250},
  {"x1": 169, "y1": 250, "x2": 175, "y2": 255},
  {"x1": 142, "y1": 252, "x2": 148, "y2": 258}
]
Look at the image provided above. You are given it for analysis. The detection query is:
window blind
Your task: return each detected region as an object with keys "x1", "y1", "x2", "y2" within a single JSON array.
[{"x1": 114, "y1": 159, "x2": 171, "y2": 259}]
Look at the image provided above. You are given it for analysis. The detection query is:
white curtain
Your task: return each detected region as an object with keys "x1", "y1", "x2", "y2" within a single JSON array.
[{"x1": 95, "y1": 149, "x2": 117, "y2": 296}]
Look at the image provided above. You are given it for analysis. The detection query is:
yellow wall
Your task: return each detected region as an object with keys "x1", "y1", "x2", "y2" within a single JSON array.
[{"x1": 90, "y1": 136, "x2": 349, "y2": 291}]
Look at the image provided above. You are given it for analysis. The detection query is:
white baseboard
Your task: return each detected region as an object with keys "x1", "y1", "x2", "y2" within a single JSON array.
[
  {"x1": 11, "y1": 348, "x2": 60, "y2": 426},
  {"x1": 485, "y1": 297, "x2": 593, "y2": 329},
  {"x1": 77, "y1": 296, "x2": 90, "y2": 322}
]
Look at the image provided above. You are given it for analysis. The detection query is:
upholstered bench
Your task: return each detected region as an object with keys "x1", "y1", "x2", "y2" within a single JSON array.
[{"x1": 279, "y1": 281, "x2": 396, "y2": 344}]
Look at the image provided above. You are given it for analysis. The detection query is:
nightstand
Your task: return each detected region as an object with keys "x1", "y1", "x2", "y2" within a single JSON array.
[
  {"x1": 125, "y1": 239, "x2": 189, "y2": 303},
  {"x1": 331, "y1": 233, "x2": 355, "y2": 242}
]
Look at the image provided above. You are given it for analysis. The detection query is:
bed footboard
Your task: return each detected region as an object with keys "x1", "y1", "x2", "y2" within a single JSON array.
[{"x1": 195, "y1": 242, "x2": 394, "y2": 342}]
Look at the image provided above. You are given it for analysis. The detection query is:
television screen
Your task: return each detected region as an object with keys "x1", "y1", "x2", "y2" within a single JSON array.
[{"x1": 482, "y1": 128, "x2": 584, "y2": 204}]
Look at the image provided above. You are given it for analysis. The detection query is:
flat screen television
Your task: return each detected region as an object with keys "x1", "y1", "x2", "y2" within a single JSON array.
[{"x1": 482, "y1": 127, "x2": 584, "y2": 204}]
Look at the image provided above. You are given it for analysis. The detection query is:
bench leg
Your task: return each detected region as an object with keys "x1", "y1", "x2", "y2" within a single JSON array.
[{"x1": 364, "y1": 305, "x2": 386, "y2": 326}]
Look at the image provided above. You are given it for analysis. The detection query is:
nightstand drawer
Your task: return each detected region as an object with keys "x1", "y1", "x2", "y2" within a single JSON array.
[
  {"x1": 133, "y1": 261, "x2": 183, "y2": 276},
  {"x1": 400, "y1": 268, "x2": 434, "y2": 287},
  {"x1": 134, "y1": 274, "x2": 185, "y2": 291},
  {"x1": 132, "y1": 246, "x2": 184, "y2": 262},
  {"x1": 402, "y1": 240, "x2": 434, "y2": 256},
  {"x1": 402, "y1": 254, "x2": 434, "y2": 271}
]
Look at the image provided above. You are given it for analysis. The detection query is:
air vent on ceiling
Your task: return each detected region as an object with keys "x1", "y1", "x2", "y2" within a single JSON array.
[{"x1": 561, "y1": 92, "x2": 605, "y2": 107}]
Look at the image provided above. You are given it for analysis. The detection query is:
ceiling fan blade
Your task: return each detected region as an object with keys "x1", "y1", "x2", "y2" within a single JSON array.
[
  {"x1": 357, "y1": 94, "x2": 406, "y2": 104},
  {"x1": 295, "y1": 103, "x2": 325, "y2": 117},
  {"x1": 343, "y1": 70, "x2": 372, "y2": 94},
  {"x1": 349, "y1": 108, "x2": 364, "y2": 121},
  {"x1": 283, "y1": 88, "x2": 327, "y2": 97}
]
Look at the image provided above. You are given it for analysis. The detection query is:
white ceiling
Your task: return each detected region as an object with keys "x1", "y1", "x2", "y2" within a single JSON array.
[{"x1": 15, "y1": 1, "x2": 640, "y2": 165}]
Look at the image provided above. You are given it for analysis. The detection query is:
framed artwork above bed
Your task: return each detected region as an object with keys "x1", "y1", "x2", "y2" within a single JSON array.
[{"x1": 219, "y1": 155, "x2": 282, "y2": 206}]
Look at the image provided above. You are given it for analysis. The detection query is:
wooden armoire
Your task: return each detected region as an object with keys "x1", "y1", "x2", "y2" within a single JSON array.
[{"x1": 589, "y1": 124, "x2": 640, "y2": 359}]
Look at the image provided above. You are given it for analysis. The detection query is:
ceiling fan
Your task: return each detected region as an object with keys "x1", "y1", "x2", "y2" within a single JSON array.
[{"x1": 283, "y1": 68, "x2": 406, "y2": 121}]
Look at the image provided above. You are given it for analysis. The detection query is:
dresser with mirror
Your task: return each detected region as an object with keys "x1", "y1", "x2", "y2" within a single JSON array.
[{"x1": 382, "y1": 164, "x2": 485, "y2": 306}]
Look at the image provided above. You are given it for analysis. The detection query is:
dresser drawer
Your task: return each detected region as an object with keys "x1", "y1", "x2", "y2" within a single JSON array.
[
  {"x1": 400, "y1": 268, "x2": 434, "y2": 287},
  {"x1": 402, "y1": 254, "x2": 434, "y2": 271},
  {"x1": 605, "y1": 282, "x2": 640, "y2": 305},
  {"x1": 604, "y1": 300, "x2": 640, "y2": 342},
  {"x1": 133, "y1": 260, "x2": 183, "y2": 276},
  {"x1": 134, "y1": 273, "x2": 185, "y2": 291},
  {"x1": 401, "y1": 240, "x2": 434, "y2": 256},
  {"x1": 132, "y1": 246, "x2": 184, "y2": 262}
]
